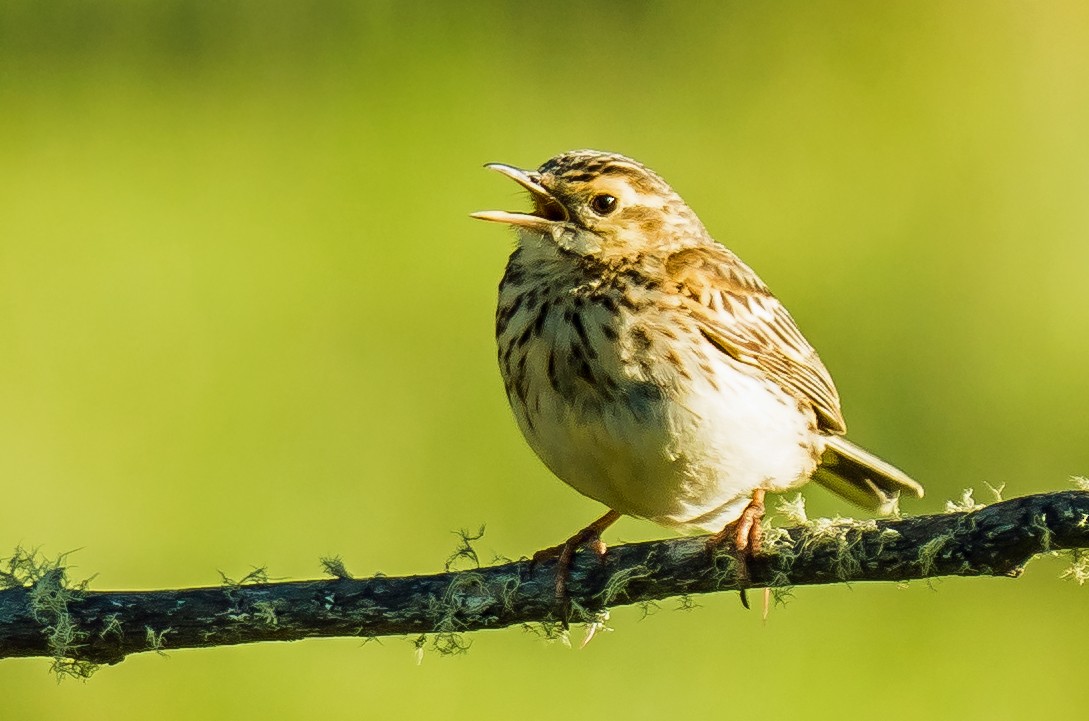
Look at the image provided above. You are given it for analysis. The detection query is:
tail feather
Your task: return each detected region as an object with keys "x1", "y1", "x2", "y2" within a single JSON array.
[{"x1": 812, "y1": 436, "x2": 924, "y2": 515}]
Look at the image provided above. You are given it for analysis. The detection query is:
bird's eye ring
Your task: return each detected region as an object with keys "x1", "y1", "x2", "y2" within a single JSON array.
[{"x1": 589, "y1": 194, "x2": 618, "y2": 216}]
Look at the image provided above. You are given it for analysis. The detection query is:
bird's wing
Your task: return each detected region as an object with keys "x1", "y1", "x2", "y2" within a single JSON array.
[{"x1": 665, "y1": 244, "x2": 847, "y2": 434}]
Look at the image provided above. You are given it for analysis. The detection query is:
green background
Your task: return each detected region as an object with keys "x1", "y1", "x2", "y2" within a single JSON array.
[{"x1": 3, "y1": 2, "x2": 1088, "y2": 718}]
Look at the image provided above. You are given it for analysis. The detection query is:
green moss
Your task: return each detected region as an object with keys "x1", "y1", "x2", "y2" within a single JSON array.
[
  {"x1": 2, "y1": 546, "x2": 66, "y2": 589},
  {"x1": 99, "y1": 613, "x2": 123, "y2": 639},
  {"x1": 598, "y1": 564, "x2": 654, "y2": 606},
  {"x1": 2, "y1": 547, "x2": 98, "y2": 681},
  {"x1": 917, "y1": 534, "x2": 953, "y2": 575},
  {"x1": 50, "y1": 658, "x2": 98, "y2": 681},
  {"x1": 521, "y1": 620, "x2": 570, "y2": 646},
  {"x1": 218, "y1": 567, "x2": 270, "y2": 588},
  {"x1": 761, "y1": 525, "x2": 798, "y2": 596},
  {"x1": 636, "y1": 599, "x2": 662, "y2": 618},
  {"x1": 497, "y1": 573, "x2": 521, "y2": 613},
  {"x1": 707, "y1": 546, "x2": 743, "y2": 589},
  {"x1": 145, "y1": 627, "x2": 171, "y2": 656},
  {"x1": 566, "y1": 597, "x2": 598, "y2": 626},
  {"x1": 423, "y1": 568, "x2": 495, "y2": 654},
  {"x1": 1030, "y1": 514, "x2": 1053, "y2": 552},
  {"x1": 431, "y1": 629, "x2": 472, "y2": 656},
  {"x1": 219, "y1": 567, "x2": 274, "y2": 624},
  {"x1": 423, "y1": 570, "x2": 489, "y2": 657},
  {"x1": 319, "y1": 555, "x2": 353, "y2": 580},
  {"x1": 252, "y1": 600, "x2": 280, "y2": 627},
  {"x1": 801, "y1": 517, "x2": 878, "y2": 581},
  {"x1": 28, "y1": 569, "x2": 74, "y2": 623},
  {"x1": 444, "y1": 525, "x2": 486, "y2": 572}
]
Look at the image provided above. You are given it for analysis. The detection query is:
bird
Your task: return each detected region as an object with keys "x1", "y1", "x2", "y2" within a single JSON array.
[{"x1": 472, "y1": 149, "x2": 923, "y2": 606}]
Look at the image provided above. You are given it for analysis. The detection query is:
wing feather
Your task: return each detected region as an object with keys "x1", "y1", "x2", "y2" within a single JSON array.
[{"x1": 666, "y1": 245, "x2": 847, "y2": 434}]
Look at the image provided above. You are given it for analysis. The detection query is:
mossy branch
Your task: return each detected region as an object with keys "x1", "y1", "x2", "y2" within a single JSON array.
[{"x1": 2, "y1": 490, "x2": 1088, "y2": 674}]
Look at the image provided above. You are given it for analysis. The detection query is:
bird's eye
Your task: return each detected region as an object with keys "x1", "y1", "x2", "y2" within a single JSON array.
[{"x1": 589, "y1": 194, "x2": 618, "y2": 216}]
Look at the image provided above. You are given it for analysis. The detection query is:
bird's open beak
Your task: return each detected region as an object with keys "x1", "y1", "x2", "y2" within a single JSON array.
[{"x1": 471, "y1": 163, "x2": 569, "y2": 230}]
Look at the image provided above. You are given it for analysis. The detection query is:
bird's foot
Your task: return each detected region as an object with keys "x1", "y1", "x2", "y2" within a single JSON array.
[
  {"x1": 531, "y1": 510, "x2": 621, "y2": 626},
  {"x1": 706, "y1": 489, "x2": 766, "y2": 609}
]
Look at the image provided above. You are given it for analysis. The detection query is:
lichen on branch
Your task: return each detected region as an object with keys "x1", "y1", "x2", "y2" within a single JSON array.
[{"x1": 1, "y1": 490, "x2": 1087, "y2": 679}]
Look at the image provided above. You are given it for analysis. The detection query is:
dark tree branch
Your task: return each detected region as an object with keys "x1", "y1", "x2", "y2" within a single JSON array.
[{"x1": 2, "y1": 490, "x2": 1087, "y2": 673}]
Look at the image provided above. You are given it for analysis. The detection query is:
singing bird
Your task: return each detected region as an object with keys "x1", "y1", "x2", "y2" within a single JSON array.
[{"x1": 473, "y1": 150, "x2": 923, "y2": 599}]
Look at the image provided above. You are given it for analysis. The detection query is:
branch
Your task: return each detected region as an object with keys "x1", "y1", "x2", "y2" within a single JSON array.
[{"x1": 3, "y1": 490, "x2": 1087, "y2": 674}]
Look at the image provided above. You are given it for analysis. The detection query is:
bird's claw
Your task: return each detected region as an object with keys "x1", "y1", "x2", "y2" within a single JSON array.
[
  {"x1": 531, "y1": 510, "x2": 620, "y2": 626},
  {"x1": 706, "y1": 490, "x2": 767, "y2": 609}
]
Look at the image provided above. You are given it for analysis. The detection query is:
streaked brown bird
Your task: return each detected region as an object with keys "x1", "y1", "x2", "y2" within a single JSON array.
[{"x1": 473, "y1": 149, "x2": 923, "y2": 603}]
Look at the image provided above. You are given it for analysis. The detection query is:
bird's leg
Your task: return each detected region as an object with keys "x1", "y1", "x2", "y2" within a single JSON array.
[
  {"x1": 532, "y1": 510, "x2": 621, "y2": 621},
  {"x1": 732, "y1": 488, "x2": 767, "y2": 554},
  {"x1": 707, "y1": 489, "x2": 766, "y2": 609}
]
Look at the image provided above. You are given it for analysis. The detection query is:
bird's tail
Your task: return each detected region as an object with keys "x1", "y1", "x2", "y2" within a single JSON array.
[{"x1": 812, "y1": 435, "x2": 924, "y2": 515}]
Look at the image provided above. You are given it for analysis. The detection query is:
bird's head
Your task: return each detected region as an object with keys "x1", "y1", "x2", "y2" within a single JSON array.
[{"x1": 473, "y1": 150, "x2": 708, "y2": 263}]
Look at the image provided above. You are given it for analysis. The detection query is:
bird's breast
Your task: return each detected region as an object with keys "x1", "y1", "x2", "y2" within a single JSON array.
[{"x1": 495, "y1": 264, "x2": 822, "y2": 531}]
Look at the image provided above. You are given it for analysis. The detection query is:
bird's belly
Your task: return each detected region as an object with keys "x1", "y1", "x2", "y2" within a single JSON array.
[{"x1": 512, "y1": 347, "x2": 823, "y2": 533}]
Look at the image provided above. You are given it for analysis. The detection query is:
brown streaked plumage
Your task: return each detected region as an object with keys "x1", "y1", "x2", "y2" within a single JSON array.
[
  {"x1": 665, "y1": 243, "x2": 847, "y2": 434},
  {"x1": 473, "y1": 149, "x2": 923, "y2": 606}
]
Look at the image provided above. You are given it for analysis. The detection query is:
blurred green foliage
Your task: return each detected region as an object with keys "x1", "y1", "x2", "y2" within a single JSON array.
[{"x1": 2, "y1": 2, "x2": 1088, "y2": 718}]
